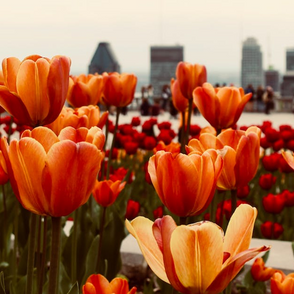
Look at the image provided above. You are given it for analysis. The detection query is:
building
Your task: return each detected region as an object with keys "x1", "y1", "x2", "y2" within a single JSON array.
[
  {"x1": 150, "y1": 45, "x2": 184, "y2": 97},
  {"x1": 264, "y1": 68, "x2": 279, "y2": 92},
  {"x1": 88, "y1": 42, "x2": 120, "y2": 74},
  {"x1": 241, "y1": 37, "x2": 263, "y2": 90},
  {"x1": 286, "y1": 48, "x2": 294, "y2": 71},
  {"x1": 281, "y1": 48, "x2": 294, "y2": 97}
]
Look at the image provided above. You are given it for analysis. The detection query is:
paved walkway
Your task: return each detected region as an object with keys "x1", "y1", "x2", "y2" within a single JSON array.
[{"x1": 117, "y1": 110, "x2": 294, "y2": 130}]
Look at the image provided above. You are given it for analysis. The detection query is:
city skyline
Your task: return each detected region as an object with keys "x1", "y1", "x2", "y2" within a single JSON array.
[{"x1": 1, "y1": 0, "x2": 294, "y2": 76}]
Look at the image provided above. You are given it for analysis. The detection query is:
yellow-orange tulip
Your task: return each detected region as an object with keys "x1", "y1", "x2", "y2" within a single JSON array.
[
  {"x1": 170, "y1": 78, "x2": 188, "y2": 112},
  {"x1": 187, "y1": 126, "x2": 261, "y2": 190},
  {"x1": 67, "y1": 73, "x2": 104, "y2": 107},
  {"x1": 82, "y1": 274, "x2": 137, "y2": 294},
  {"x1": 1, "y1": 126, "x2": 104, "y2": 217},
  {"x1": 193, "y1": 83, "x2": 252, "y2": 130},
  {"x1": 176, "y1": 62, "x2": 207, "y2": 100},
  {"x1": 45, "y1": 105, "x2": 108, "y2": 135},
  {"x1": 92, "y1": 179, "x2": 126, "y2": 207},
  {"x1": 126, "y1": 204, "x2": 269, "y2": 294},
  {"x1": 0, "y1": 55, "x2": 71, "y2": 127},
  {"x1": 102, "y1": 72, "x2": 137, "y2": 107},
  {"x1": 251, "y1": 257, "x2": 276, "y2": 281},
  {"x1": 282, "y1": 150, "x2": 294, "y2": 170},
  {"x1": 148, "y1": 149, "x2": 223, "y2": 217},
  {"x1": 271, "y1": 272, "x2": 294, "y2": 294}
]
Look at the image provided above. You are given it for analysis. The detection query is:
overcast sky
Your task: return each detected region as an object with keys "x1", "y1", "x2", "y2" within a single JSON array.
[{"x1": 1, "y1": 0, "x2": 293, "y2": 76}]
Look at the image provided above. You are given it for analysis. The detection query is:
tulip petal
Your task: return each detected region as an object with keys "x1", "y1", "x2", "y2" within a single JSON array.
[
  {"x1": 0, "y1": 87, "x2": 32, "y2": 125},
  {"x1": 233, "y1": 92, "x2": 252, "y2": 125},
  {"x1": 207, "y1": 246, "x2": 270, "y2": 293},
  {"x1": 44, "y1": 56, "x2": 70, "y2": 125},
  {"x1": 21, "y1": 127, "x2": 59, "y2": 153},
  {"x1": 282, "y1": 150, "x2": 294, "y2": 170},
  {"x1": 16, "y1": 59, "x2": 50, "y2": 125},
  {"x1": 224, "y1": 204, "x2": 257, "y2": 257},
  {"x1": 2, "y1": 57, "x2": 21, "y2": 92},
  {"x1": 42, "y1": 140, "x2": 103, "y2": 216},
  {"x1": 170, "y1": 222, "x2": 223, "y2": 293},
  {"x1": 9, "y1": 138, "x2": 48, "y2": 215},
  {"x1": 125, "y1": 217, "x2": 169, "y2": 283},
  {"x1": 85, "y1": 274, "x2": 110, "y2": 294},
  {"x1": 82, "y1": 282, "x2": 97, "y2": 294},
  {"x1": 153, "y1": 216, "x2": 187, "y2": 293}
]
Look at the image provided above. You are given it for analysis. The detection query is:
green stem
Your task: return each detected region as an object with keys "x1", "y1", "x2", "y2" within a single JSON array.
[
  {"x1": 224, "y1": 281, "x2": 232, "y2": 294},
  {"x1": 13, "y1": 205, "x2": 19, "y2": 286},
  {"x1": 2, "y1": 184, "x2": 7, "y2": 259},
  {"x1": 96, "y1": 206, "x2": 107, "y2": 273},
  {"x1": 231, "y1": 189, "x2": 237, "y2": 216},
  {"x1": 185, "y1": 99, "x2": 193, "y2": 145},
  {"x1": 26, "y1": 213, "x2": 38, "y2": 294},
  {"x1": 100, "y1": 110, "x2": 110, "y2": 181},
  {"x1": 179, "y1": 216, "x2": 187, "y2": 225},
  {"x1": 36, "y1": 215, "x2": 42, "y2": 277},
  {"x1": 106, "y1": 107, "x2": 121, "y2": 179},
  {"x1": 180, "y1": 111, "x2": 186, "y2": 154},
  {"x1": 38, "y1": 217, "x2": 47, "y2": 294},
  {"x1": 71, "y1": 209, "x2": 79, "y2": 283},
  {"x1": 48, "y1": 217, "x2": 62, "y2": 294}
]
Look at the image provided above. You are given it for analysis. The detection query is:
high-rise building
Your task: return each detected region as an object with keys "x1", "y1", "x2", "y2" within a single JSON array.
[
  {"x1": 150, "y1": 45, "x2": 184, "y2": 97},
  {"x1": 264, "y1": 67, "x2": 279, "y2": 92},
  {"x1": 89, "y1": 42, "x2": 120, "y2": 74},
  {"x1": 241, "y1": 37, "x2": 263, "y2": 90},
  {"x1": 281, "y1": 48, "x2": 294, "y2": 97},
  {"x1": 286, "y1": 48, "x2": 294, "y2": 71}
]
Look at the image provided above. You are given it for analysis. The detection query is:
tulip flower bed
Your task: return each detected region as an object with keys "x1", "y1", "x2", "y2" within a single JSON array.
[{"x1": 0, "y1": 56, "x2": 293, "y2": 294}]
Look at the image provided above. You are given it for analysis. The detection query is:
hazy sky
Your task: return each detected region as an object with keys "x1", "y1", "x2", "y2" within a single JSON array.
[{"x1": 1, "y1": 0, "x2": 294, "y2": 76}]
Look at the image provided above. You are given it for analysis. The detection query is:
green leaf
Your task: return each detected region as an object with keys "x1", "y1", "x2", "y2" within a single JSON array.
[
  {"x1": 81, "y1": 234, "x2": 100, "y2": 285},
  {"x1": 66, "y1": 282, "x2": 79, "y2": 294},
  {"x1": 261, "y1": 250, "x2": 270, "y2": 264}
]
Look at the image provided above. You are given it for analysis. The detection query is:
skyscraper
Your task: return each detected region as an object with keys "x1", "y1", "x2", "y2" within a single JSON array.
[
  {"x1": 150, "y1": 45, "x2": 184, "y2": 97},
  {"x1": 286, "y1": 48, "x2": 294, "y2": 71},
  {"x1": 241, "y1": 37, "x2": 263, "y2": 90}
]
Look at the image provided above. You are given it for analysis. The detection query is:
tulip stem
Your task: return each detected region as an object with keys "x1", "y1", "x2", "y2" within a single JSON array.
[
  {"x1": 71, "y1": 209, "x2": 79, "y2": 283},
  {"x1": 38, "y1": 216, "x2": 47, "y2": 294},
  {"x1": 180, "y1": 111, "x2": 186, "y2": 153},
  {"x1": 106, "y1": 107, "x2": 121, "y2": 179},
  {"x1": 96, "y1": 206, "x2": 107, "y2": 273},
  {"x1": 13, "y1": 205, "x2": 19, "y2": 286},
  {"x1": 100, "y1": 110, "x2": 110, "y2": 180},
  {"x1": 48, "y1": 217, "x2": 62, "y2": 294},
  {"x1": 2, "y1": 184, "x2": 7, "y2": 258},
  {"x1": 231, "y1": 189, "x2": 237, "y2": 215},
  {"x1": 179, "y1": 216, "x2": 187, "y2": 225},
  {"x1": 185, "y1": 99, "x2": 193, "y2": 145},
  {"x1": 26, "y1": 213, "x2": 37, "y2": 294}
]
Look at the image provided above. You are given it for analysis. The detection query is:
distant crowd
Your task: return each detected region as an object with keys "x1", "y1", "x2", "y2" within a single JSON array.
[{"x1": 137, "y1": 83, "x2": 276, "y2": 118}]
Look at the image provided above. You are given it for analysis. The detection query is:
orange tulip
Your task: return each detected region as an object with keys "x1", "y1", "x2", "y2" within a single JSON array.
[
  {"x1": 82, "y1": 274, "x2": 137, "y2": 294},
  {"x1": 1, "y1": 126, "x2": 104, "y2": 217},
  {"x1": 126, "y1": 204, "x2": 269, "y2": 294},
  {"x1": 67, "y1": 73, "x2": 104, "y2": 107},
  {"x1": 153, "y1": 141, "x2": 181, "y2": 154},
  {"x1": 0, "y1": 55, "x2": 71, "y2": 127},
  {"x1": 148, "y1": 149, "x2": 223, "y2": 217},
  {"x1": 176, "y1": 62, "x2": 207, "y2": 100},
  {"x1": 102, "y1": 72, "x2": 137, "y2": 107},
  {"x1": 170, "y1": 78, "x2": 188, "y2": 112},
  {"x1": 282, "y1": 150, "x2": 294, "y2": 170},
  {"x1": 193, "y1": 83, "x2": 252, "y2": 130},
  {"x1": 187, "y1": 126, "x2": 261, "y2": 190},
  {"x1": 271, "y1": 272, "x2": 294, "y2": 294},
  {"x1": 92, "y1": 179, "x2": 126, "y2": 207},
  {"x1": 251, "y1": 257, "x2": 276, "y2": 281},
  {"x1": 45, "y1": 105, "x2": 108, "y2": 135}
]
